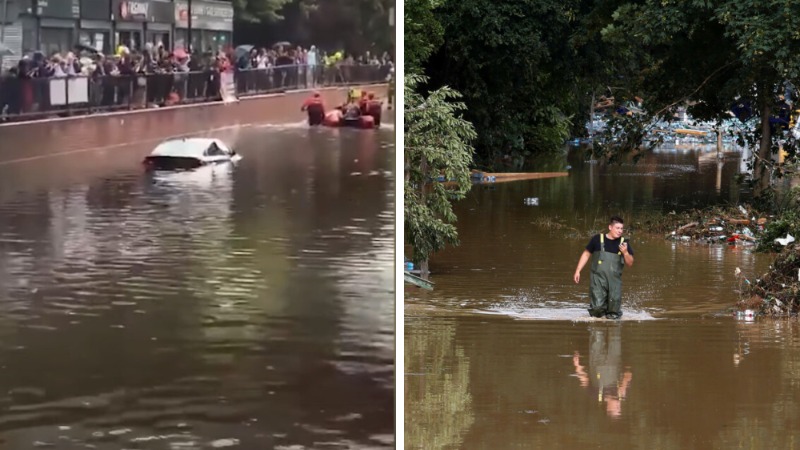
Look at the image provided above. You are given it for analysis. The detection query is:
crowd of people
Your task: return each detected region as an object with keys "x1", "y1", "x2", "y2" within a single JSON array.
[
  {"x1": 0, "y1": 43, "x2": 393, "y2": 122},
  {"x1": 234, "y1": 45, "x2": 393, "y2": 95}
]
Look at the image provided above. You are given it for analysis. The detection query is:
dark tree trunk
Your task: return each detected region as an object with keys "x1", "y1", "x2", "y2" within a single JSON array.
[{"x1": 754, "y1": 103, "x2": 772, "y2": 196}]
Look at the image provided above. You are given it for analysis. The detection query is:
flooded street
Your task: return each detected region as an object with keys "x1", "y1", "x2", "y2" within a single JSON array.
[
  {"x1": 0, "y1": 124, "x2": 395, "y2": 449},
  {"x1": 405, "y1": 145, "x2": 800, "y2": 449}
]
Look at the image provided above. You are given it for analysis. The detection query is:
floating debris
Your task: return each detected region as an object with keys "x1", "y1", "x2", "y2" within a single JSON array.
[
  {"x1": 210, "y1": 439, "x2": 240, "y2": 448},
  {"x1": 775, "y1": 233, "x2": 795, "y2": 246},
  {"x1": 524, "y1": 197, "x2": 539, "y2": 206},
  {"x1": 659, "y1": 206, "x2": 768, "y2": 246}
]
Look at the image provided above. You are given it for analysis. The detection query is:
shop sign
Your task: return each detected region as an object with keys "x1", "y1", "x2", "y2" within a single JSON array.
[{"x1": 37, "y1": 0, "x2": 80, "y2": 19}]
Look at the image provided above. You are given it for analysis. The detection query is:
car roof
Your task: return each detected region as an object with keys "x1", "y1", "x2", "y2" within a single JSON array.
[{"x1": 151, "y1": 138, "x2": 225, "y2": 157}]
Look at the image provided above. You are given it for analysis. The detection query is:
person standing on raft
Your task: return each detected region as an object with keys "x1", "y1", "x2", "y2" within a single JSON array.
[
  {"x1": 301, "y1": 92, "x2": 326, "y2": 126},
  {"x1": 359, "y1": 91, "x2": 370, "y2": 115},
  {"x1": 573, "y1": 216, "x2": 634, "y2": 319},
  {"x1": 366, "y1": 93, "x2": 382, "y2": 127}
]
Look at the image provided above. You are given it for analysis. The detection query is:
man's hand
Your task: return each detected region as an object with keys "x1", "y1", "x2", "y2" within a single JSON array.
[
  {"x1": 574, "y1": 250, "x2": 591, "y2": 283},
  {"x1": 619, "y1": 243, "x2": 634, "y2": 267}
]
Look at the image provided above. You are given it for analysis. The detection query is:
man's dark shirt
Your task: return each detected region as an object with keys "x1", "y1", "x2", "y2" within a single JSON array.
[
  {"x1": 586, "y1": 234, "x2": 634, "y2": 256},
  {"x1": 276, "y1": 55, "x2": 293, "y2": 67}
]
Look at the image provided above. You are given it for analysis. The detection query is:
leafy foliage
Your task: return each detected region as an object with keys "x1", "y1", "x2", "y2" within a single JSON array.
[
  {"x1": 233, "y1": 0, "x2": 294, "y2": 23},
  {"x1": 423, "y1": 0, "x2": 580, "y2": 169},
  {"x1": 405, "y1": 0, "x2": 444, "y2": 74},
  {"x1": 233, "y1": 0, "x2": 393, "y2": 53},
  {"x1": 301, "y1": 0, "x2": 394, "y2": 52},
  {"x1": 405, "y1": 75, "x2": 477, "y2": 271},
  {"x1": 756, "y1": 187, "x2": 800, "y2": 252},
  {"x1": 595, "y1": 0, "x2": 800, "y2": 195}
]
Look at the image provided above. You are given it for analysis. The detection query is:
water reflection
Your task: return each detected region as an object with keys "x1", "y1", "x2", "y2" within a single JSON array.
[
  {"x1": 405, "y1": 319, "x2": 474, "y2": 450},
  {"x1": 572, "y1": 325, "x2": 633, "y2": 418},
  {"x1": 571, "y1": 143, "x2": 746, "y2": 213},
  {"x1": 0, "y1": 126, "x2": 395, "y2": 448}
]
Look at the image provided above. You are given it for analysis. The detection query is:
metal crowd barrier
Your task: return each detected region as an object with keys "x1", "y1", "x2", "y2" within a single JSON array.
[{"x1": 0, "y1": 64, "x2": 391, "y2": 122}]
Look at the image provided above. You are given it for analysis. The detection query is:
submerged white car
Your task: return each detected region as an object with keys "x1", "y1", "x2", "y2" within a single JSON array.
[{"x1": 143, "y1": 138, "x2": 242, "y2": 170}]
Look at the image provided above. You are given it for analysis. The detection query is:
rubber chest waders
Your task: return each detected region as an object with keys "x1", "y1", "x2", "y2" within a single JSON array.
[{"x1": 588, "y1": 234, "x2": 625, "y2": 318}]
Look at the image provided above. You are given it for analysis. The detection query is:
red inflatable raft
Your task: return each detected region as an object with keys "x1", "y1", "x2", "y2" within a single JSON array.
[{"x1": 322, "y1": 110, "x2": 376, "y2": 129}]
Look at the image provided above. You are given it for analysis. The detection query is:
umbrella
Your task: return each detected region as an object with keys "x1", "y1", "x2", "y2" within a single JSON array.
[
  {"x1": 273, "y1": 41, "x2": 291, "y2": 48},
  {"x1": 172, "y1": 48, "x2": 188, "y2": 59},
  {"x1": 0, "y1": 42, "x2": 14, "y2": 56},
  {"x1": 74, "y1": 43, "x2": 100, "y2": 54},
  {"x1": 234, "y1": 44, "x2": 254, "y2": 61}
]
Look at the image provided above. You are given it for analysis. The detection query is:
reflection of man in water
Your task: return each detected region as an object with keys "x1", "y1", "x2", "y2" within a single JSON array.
[{"x1": 573, "y1": 325, "x2": 633, "y2": 418}]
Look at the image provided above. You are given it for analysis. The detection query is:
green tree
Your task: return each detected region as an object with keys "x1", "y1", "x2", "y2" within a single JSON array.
[
  {"x1": 597, "y1": 0, "x2": 800, "y2": 196},
  {"x1": 423, "y1": 0, "x2": 581, "y2": 170},
  {"x1": 405, "y1": 75, "x2": 477, "y2": 278},
  {"x1": 300, "y1": 0, "x2": 394, "y2": 53},
  {"x1": 561, "y1": 0, "x2": 644, "y2": 140},
  {"x1": 233, "y1": 0, "x2": 393, "y2": 53},
  {"x1": 405, "y1": 0, "x2": 444, "y2": 74},
  {"x1": 233, "y1": 0, "x2": 294, "y2": 22}
]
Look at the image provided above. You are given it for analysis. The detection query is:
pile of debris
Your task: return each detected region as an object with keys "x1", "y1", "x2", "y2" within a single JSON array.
[
  {"x1": 663, "y1": 205, "x2": 768, "y2": 246},
  {"x1": 737, "y1": 243, "x2": 800, "y2": 316}
]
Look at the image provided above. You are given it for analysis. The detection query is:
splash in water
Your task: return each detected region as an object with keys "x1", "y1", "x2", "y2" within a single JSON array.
[{"x1": 478, "y1": 300, "x2": 659, "y2": 322}]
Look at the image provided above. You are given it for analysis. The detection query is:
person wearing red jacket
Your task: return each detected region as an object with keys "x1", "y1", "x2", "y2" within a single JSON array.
[
  {"x1": 366, "y1": 92, "x2": 382, "y2": 127},
  {"x1": 359, "y1": 91, "x2": 369, "y2": 115},
  {"x1": 301, "y1": 92, "x2": 326, "y2": 126}
]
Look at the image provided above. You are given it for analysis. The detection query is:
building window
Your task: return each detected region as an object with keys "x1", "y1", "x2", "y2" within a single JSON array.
[
  {"x1": 79, "y1": 31, "x2": 109, "y2": 54},
  {"x1": 116, "y1": 31, "x2": 142, "y2": 52},
  {"x1": 40, "y1": 28, "x2": 72, "y2": 57},
  {"x1": 146, "y1": 31, "x2": 170, "y2": 50}
]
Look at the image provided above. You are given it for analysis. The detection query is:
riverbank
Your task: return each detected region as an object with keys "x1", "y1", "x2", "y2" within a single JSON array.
[{"x1": 738, "y1": 244, "x2": 799, "y2": 315}]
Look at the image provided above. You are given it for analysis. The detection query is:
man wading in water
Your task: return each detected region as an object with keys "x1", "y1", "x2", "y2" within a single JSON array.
[{"x1": 573, "y1": 216, "x2": 634, "y2": 319}]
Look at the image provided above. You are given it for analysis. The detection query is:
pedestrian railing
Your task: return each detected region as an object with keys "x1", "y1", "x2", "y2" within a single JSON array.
[{"x1": 0, "y1": 63, "x2": 392, "y2": 122}]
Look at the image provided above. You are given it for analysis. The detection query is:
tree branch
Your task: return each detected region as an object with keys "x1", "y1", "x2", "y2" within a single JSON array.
[{"x1": 653, "y1": 60, "x2": 739, "y2": 117}]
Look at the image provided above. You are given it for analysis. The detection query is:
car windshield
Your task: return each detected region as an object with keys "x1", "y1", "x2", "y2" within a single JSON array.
[{"x1": 153, "y1": 142, "x2": 202, "y2": 157}]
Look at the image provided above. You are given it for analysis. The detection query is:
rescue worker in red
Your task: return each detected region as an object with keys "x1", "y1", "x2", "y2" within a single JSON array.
[
  {"x1": 359, "y1": 91, "x2": 369, "y2": 115},
  {"x1": 366, "y1": 93, "x2": 382, "y2": 127},
  {"x1": 301, "y1": 92, "x2": 325, "y2": 126}
]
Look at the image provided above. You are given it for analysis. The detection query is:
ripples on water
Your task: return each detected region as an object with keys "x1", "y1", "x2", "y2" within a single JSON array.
[{"x1": 0, "y1": 126, "x2": 395, "y2": 449}]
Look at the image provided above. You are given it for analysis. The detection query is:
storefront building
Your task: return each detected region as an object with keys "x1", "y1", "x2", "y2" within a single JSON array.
[
  {"x1": 1, "y1": 0, "x2": 236, "y2": 68},
  {"x1": 79, "y1": 0, "x2": 112, "y2": 54},
  {"x1": 174, "y1": 0, "x2": 232, "y2": 54},
  {"x1": 111, "y1": 0, "x2": 174, "y2": 51},
  {"x1": 36, "y1": 0, "x2": 80, "y2": 56},
  {"x1": 0, "y1": 0, "x2": 30, "y2": 70}
]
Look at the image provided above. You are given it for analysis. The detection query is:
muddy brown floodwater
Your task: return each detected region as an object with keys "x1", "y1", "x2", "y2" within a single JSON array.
[
  {"x1": 0, "y1": 123, "x2": 395, "y2": 449},
  {"x1": 405, "y1": 144, "x2": 800, "y2": 449}
]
